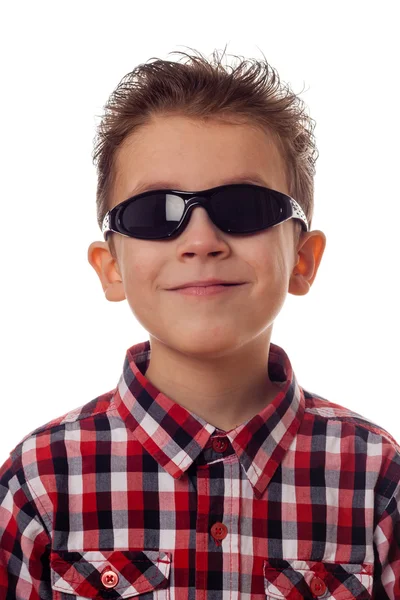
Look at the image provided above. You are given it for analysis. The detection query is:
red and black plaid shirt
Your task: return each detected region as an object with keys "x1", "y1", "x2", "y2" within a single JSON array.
[{"x1": 1, "y1": 340, "x2": 400, "y2": 599}]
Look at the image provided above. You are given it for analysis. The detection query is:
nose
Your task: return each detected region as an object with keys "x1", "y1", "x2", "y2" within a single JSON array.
[
  {"x1": 179, "y1": 204, "x2": 220, "y2": 235},
  {"x1": 175, "y1": 205, "x2": 229, "y2": 257}
]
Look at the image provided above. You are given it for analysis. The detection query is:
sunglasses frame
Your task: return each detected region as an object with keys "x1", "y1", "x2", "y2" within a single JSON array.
[{"x1": 101, "y1": 183, "x2": 309, "y2": 241}]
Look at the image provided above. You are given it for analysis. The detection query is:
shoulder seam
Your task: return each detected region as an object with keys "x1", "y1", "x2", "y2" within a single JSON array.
[
  {"x1": 304, "y1": 409, "x2": 400, "y2": 455},
  {"x1": 23, "y1": 398, "x2": 119, "y2": 440}
]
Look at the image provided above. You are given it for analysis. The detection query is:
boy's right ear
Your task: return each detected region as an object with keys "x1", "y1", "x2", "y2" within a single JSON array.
[{"x1": 87, "y1": 241, "x2": 126, "y2": 302}]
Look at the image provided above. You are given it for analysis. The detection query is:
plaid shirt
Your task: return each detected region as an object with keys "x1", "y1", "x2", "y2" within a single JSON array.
[{"x1": 1, "y1": 340, "x2": 400, "y2": 600}]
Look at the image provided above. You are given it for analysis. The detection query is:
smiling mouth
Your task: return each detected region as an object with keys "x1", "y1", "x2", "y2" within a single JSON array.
[
  {"x1": 175, "y1": 283, "x2": 242, "y2": 290},
  {"x1": 169, "y1": 283, "x2": 246, "y2": 296}
]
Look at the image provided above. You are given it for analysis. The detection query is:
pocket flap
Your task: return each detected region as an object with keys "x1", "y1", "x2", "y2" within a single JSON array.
[
  {"x1": 264, "y1": 559, "x2": 373, "y2": 599},
  {"x1": 50, "y1": 549, "x2": 171, "y2": 598}
]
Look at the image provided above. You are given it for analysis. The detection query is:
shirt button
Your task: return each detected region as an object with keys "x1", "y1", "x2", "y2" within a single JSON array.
[
  {"x1": 101, "y1": 569, "x2": 119, "y2": 588},
  {"x1": 211, "y1": 522, "x2": 228, "y2": 540},
  {"x1": 310, "y1": 576, "x2": 326, "y2": 596},
  {"x1": 212, "y1": 438, "x2": 228, "y2": 452}
]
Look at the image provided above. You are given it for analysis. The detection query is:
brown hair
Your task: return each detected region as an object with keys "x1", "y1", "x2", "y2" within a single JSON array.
[{"x1": 92, "y1": 47, "x2": 318, "y2": 258}]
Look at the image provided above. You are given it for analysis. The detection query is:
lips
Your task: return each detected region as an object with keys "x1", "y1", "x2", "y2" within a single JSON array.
[
  {"x1": 170, "y1": 280, "x2": 243, "y2": 290},
  {"x1": 175, "y1": 284, "x2": 239, "y2": 290},
  {"x1": 172, "y1": 283, "x2": 245, "y2": 296}
]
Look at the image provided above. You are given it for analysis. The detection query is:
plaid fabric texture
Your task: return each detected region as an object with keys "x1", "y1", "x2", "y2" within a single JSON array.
[{"x1": 1, "y1": 339, "x2": 400, "y2": 599}]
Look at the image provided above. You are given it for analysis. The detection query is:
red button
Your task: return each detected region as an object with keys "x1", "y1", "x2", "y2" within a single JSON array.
[
  {"x1": 101, "y1": 569, "x2": 119, "y2": 588},
  {"x1": 212, "y1": 438, "x2": 228, "y2": 452},
  {"x1": 211, "y1": 522, "x2": 228, "y2": 540},
  {"x1": 310, "y1": 576, "x2": 326, "y2": 596}
]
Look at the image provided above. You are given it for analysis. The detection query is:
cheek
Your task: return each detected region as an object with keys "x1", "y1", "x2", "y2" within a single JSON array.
[
  {"x1": 118, "y1": 262, "x2": 161, "y2": 330},
  {"x1": 248, "y1": 243, "x2": 292, "y2": 307},
  {"x1": 123, "y1": 263, "x2": 155, "y2": 296},
  {"x1": 247, "y1": 235, "x2": 289, "y2": 279},
  {"x1": 120, "y1": 242, "x2": 163, "y2": 286}
]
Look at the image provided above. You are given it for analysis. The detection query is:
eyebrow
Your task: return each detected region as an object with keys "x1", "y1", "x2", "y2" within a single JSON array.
[{"x1": 126, "y1": 175, "x2": 272, "y2": 197}]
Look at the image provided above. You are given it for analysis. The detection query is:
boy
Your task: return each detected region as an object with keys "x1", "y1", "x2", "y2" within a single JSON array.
[{"x1": 1, "y1": 49, "x2": 399, "y2": 599}]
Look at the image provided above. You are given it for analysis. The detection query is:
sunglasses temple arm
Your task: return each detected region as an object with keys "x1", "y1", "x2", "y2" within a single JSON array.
[{"x1": 289, "y1": 198, "x2": 309, "y2": 231}]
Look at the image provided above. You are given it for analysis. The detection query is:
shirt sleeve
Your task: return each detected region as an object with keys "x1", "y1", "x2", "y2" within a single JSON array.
[
  {"x1": 372, "y1": 478, "x2": 400, "y2": 599},
  {"x1": 0, "y1": 453, "x2": 52, "y2": 600}
]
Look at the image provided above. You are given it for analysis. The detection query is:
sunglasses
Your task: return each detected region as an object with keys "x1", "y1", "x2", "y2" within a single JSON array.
[{"x1": 101, "y1": 183, "x2": 309, "y2": 241}]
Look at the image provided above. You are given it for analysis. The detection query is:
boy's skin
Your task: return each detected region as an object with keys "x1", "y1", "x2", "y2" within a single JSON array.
[{"x1": 88, "y1": 115, "x2": 326, "y2": 432}]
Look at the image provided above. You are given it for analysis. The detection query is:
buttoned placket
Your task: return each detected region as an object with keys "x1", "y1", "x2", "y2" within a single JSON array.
[{"x1": 195, "y1": 435, "x2": 241, "y2": 600}]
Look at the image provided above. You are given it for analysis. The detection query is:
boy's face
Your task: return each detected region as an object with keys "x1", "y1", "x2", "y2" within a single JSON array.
[{"x1": 88, "y1": 115, "x2": 325, "y2": 356}]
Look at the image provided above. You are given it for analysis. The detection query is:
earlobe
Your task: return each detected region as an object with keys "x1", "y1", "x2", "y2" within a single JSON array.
[
  {"x1": 104, "y1": 281, "x2": 126, "y2": 302},
  {"x1": 87, "y1": 241, "x2": 126, "y2": 302},
  {"x1": 288, "y1": 270, "x2": 311, "y2": 296}
]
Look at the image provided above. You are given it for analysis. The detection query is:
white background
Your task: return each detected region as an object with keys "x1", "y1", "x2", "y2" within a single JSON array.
[{"x1": 1, "y1": 1, "x2": 399, "y2": 465}]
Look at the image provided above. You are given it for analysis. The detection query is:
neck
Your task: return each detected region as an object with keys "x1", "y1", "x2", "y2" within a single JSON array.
[{"x1": 144, "y1": 331, "x2": 284, "y2": 432}]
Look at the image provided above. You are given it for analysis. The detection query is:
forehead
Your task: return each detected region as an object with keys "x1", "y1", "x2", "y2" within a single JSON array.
[{"x1": 112, "y1": 115, "x2": 289, "y2": 206}]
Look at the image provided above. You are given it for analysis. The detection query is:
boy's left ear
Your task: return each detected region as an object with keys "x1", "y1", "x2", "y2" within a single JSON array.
[{"x1": 288, "y1": 230, "x2": 327, "y2": 296}]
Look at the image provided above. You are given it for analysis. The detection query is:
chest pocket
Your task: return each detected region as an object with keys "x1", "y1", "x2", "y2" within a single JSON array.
[
  {"x1": 263, "y1": 559, "x2": 373, "y2": 599},
  {"x1": 50, "y1": 549, "x2": 171, "y2": 599}
]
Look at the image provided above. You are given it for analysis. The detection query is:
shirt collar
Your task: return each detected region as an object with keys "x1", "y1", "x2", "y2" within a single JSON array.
[{"x1": 112, "y1": 340, "x2": 305, "y2": 499}]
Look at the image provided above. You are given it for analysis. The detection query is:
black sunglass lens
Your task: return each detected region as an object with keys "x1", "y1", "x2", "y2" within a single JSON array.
[
  {"x1": 119, "y1": 193, "x2": 185, "y2": 239},
  {"x1": 211, "y1": 186, "x2": 283, "y2": 232}
]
